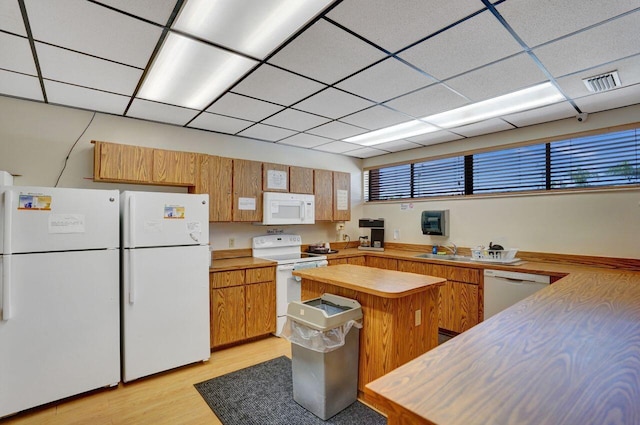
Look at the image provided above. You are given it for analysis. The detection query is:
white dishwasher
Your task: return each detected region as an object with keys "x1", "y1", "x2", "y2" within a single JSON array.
[{"x1": 483, "y1": 269, "x2": 550, "y2": 320}]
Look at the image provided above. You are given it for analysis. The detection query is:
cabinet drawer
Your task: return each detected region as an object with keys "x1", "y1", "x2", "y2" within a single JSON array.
[
  {"x1": 245, "y1": 266, "x2": 275, "y2": 284},
  {"x1": 430, "y1": 265, "x2": 480, "y2": 284},
  {"x1": 211, "y1": 270, "x2": 245, "y2": 288}
]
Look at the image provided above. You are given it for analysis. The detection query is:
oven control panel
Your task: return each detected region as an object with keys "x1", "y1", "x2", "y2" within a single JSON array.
[{"x1": 252, "y1": 234, "x2": 302, "y2": 248}]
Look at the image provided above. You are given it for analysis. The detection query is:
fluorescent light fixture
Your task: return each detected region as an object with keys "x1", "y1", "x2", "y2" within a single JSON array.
[
  {"x1": 345, "y1": 82, "x2": 566, "y2": 146},
  {"x1": 344, "y1": 120, "x2": 439, "y2": 146},
  {"x1": 174, "y1": 0, "x2": 334, "y2": 59},
  {"x1": 137, "y1": 33, "x2": 257, "y2": 110},
  {"x1": 424, "y1": 82, "x2": 565, "y2": 128}
]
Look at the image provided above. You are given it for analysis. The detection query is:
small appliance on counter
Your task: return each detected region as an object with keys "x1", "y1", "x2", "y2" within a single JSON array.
[
  {"x1": 358, "y1": 218, "x2": 385, "y2": 251},
  {"x1": 307, "y1": 242, "x2": 338, "y2": 254}
]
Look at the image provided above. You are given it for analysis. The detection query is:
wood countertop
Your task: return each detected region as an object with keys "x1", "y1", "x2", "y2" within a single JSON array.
[
  {"x1": 210, "y1": 256, "x2": 275, "y2": 272},
  {"x1": 365, "y1": 269, "x2": 640, "y2": 425},
  {"x1": 293, "y1": 264, "x2": 445, "y2": 298}
]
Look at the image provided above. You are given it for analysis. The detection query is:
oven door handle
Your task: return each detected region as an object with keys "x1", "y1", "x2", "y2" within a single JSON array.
[{"x1": 277, "y1": 264, "x2": 296, "y2": 271}]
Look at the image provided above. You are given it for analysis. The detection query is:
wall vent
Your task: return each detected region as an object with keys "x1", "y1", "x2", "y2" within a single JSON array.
[{"x1": 582, "y1": 71, "x2": 621, "y2": 93}]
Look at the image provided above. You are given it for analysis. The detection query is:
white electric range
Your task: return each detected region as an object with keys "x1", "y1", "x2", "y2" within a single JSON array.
[{"x1": 252, "y1": 234, "x2": 328, "y2": 335}]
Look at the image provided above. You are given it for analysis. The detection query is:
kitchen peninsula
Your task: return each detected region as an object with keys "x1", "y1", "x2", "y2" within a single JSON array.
[
  {"x1": 365, "y1": 269, "x2": 640, "y2": 425},
  {"x1": 292, "y1": 264, "x2": 445, "y2": 402}
]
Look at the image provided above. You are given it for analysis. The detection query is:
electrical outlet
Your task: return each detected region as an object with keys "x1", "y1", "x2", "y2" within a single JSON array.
[
  {"x1": 415, "y1": 309, "x2": 422, "y2": 326},
  {"x1": 228, "y1": 238, "x2": 235, "y2": 248},
  {"x1": 393, "y1": 229, "x2": 399, "y2": 240},
  {"x1": 343, "y1": 234, "x2": 349, "y2": 241}
]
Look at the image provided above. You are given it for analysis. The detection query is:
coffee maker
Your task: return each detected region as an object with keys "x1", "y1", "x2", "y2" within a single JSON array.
[{"x1": 358, "y1": 218, "x2": 385, "y2": 251}]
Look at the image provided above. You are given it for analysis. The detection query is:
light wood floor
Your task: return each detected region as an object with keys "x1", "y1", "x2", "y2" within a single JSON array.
[{"x1": 1, "y1": 337, "x2": 291, "y2": 425}]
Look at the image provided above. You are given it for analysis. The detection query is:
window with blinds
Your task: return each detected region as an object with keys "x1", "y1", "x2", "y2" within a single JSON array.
[{"x1": 364, "y1": 127, "x2": 639, "y2": 202}]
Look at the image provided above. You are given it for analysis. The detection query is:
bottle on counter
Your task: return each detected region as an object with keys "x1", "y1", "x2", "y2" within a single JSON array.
[{"x1": 432, "y1": 245, "x2": 438, "y2": 254}]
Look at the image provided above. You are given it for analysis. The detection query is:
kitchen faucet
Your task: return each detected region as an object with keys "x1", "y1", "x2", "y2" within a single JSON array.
[{"x1": 442, "y1": 243, "x2": 457, "y2": 256}]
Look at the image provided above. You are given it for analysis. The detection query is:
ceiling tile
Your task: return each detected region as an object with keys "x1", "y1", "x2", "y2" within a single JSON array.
[
  {"x1": 188, "y1": 111, "x2": 253, "y2": 134},
  {"x1": 327, "y1": 0, "x2": 484, "y2": 53},
  {"x1": 268, "y1": 19, "x2": 387, "y2": 84},
  {"x1": 533, "y1": 11, "x2": 640, "y2": 78},
  {"x1": 336, "y1": 57, "x2": 435, "y2": 103},
  {"x1": 446, "y1": 53, "x2": 548, "y2": 102},
  {"x1": 0, "y1": 0, "x2": 27, "y2": 35},
  {"x1": 45, "y1": 81, "x2": 129, "y2": 115},
  {"x1": 573, "y1": 84, "x2": 640, "y2": 114},
  {"x1": 277, "y1": 133, "x2": 332, "y2": 149},
  {"x1": 294, "y1": 88, "x2": 374, "y2": 119},
  {"x1": 339, "y1": 106, "x2": 412, "y2": 130},
  {"x1": 206, "y1": 93, "x2": 283, "y2": 121},
  {"x1": 341, "y1": 146, "x2": 386, "y2": 158},
  {"x1": 24, "y1": 0, "x2": 162, "y2": 68},
  {"x1": 384, "y1": 84, "x2": 469, "y2": 118},
  {"x1": 36, "y1": 42, "x2": 142, "y2": 95},
  {"x1": 556, "y1": 54, "x2": 640, "y2": 99},
  {"x1": 398, "y1": 10, "x2": 523, "y2": 80},
  {"x1": 0, "y1": 70, "x2": 43, "y2": 101},
  {"x1": 406, "y1": 130, "x2": 463, "y2": 146},
  {"x1": 0, "y1": 32, "x2": 37, "y2": 75},
  {"x1": 497, "y1": 0, "x2": 640, "y2": 47},
  {"x1": 312, "y1": 141, "x2": 361, "y2": 154},
  {"x1": 127, "y1": 99, "x2": 199, "y2": 125},
  {"x1": 238, "y1": 123, "x2": 297, "y2": 141},
  {"x1": 232, "y1": 64, "x2": 326, "y2": 106},
  {"x1": 449, "y1": 118, "x2": 515, "y2": 138},
  {"x1": 502, "y1": 101, "x2": 577, "y2": 127},
  {"x1": 371, "y1": 139, "x2": 423, "y2": 152},
  {"x1": 96, "y1": 0, "x2": 177, "y2": 25},
  {"x1": 306, "y1": 121, "x2": 366, "y2": 139},
  {"x1": 262, "y1": 108, "x2": 331, "y2": 131}
]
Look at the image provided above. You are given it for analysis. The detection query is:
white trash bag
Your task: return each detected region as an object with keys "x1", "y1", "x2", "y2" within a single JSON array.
[{"x1": 281, "y1": 317, "x2": 362, "y2": 353}]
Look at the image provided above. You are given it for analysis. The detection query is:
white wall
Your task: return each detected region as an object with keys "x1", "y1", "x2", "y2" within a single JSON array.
[
  {"x1": 362, "y1": 104, "x2": 640, "y2": 259},
  {"x1": 0, "y1": 96, "x2": 364, "y2": 250},
  {"x1": 2, "y1": 96, "x2": 639, "y2": 258}
]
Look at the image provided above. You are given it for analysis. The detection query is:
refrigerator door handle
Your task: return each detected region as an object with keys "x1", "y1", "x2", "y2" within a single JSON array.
[
  {"x1": 128, "y1": 250, "x2": 136, "y2": 305},
  {"x1": 3, "y1": 190, "x2": 13, "y2": 253},
  {"x1": 129, "y1": 195, "x2": 136, "y2": 248},
  {"x1": 2, "y1": 255, "x2": 11, "y2": 321}
]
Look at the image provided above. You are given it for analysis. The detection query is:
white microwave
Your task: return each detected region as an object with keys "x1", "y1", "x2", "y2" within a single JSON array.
[{"x1": 262, "y1": 192, "x2": 315, "y2": 225}]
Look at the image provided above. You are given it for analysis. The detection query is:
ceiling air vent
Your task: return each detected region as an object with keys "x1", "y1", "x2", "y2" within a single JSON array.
[{"x1": 582, "y1": 71, "x2": 621, "y2": 93}]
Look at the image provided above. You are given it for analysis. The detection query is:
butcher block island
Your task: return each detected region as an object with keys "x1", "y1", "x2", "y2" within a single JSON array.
[{"x1": 292, "y1": 264, "x2": 445, "y2": 404}]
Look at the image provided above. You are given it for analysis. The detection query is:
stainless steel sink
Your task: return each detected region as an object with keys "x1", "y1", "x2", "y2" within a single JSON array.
[{"x1": 414, "y1": 253, "x2": 472, "y2": 262}]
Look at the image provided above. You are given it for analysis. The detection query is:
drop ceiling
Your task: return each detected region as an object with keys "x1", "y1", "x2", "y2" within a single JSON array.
[{"x1": 1, "y1": 0, "x2": 639, "y2": 159}]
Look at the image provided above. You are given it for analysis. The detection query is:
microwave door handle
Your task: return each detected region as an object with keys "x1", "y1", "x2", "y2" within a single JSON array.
[{"x1": 300, "y1": 200, "x2": 305, "y2": 220}]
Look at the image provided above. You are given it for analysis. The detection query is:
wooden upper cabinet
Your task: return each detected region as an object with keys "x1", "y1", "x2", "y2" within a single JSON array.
[
  {"x1": 152, "y1": 149, "x2": 197, "y2": 186},
  {"x1": 290, "y1": 166, "x2": 314, "y2": 194},
  {"x1": 333, "y1": 171, "x2": 351, "y2": 221},
  {"x1": 233, "y1": 159, "x2": 262, "y2": 222},
  {"x1": 314, "y1": 169, "x2": 333, "y2": 221},
  {"x1": 263, "y1": 163, "x2": 289, "y2": 192},
  {"x1": 192, "y1": 155, "x2": 233, "y2": 222},
  {"x1": 93, "y1": 141, "x2": 153, "y2": 183}
]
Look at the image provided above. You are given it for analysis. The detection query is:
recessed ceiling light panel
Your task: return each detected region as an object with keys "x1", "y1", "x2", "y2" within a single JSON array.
[
  {"x1": 344, "y1": 120, "x2": 438, "y2": 146},
  {"x1": 424, "y1": 82, "x2": 565, "y2": 128},
  {"x1": 174, "y1": 0, "x2": 335, "y2": 59},
  {"x1": 137, "y1": 33, "x2": 257, "y2": 110}
]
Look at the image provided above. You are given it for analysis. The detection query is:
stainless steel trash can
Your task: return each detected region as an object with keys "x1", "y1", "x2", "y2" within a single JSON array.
[{"x1": 283, "y1": 293, "x2": 363, "y2": 420}]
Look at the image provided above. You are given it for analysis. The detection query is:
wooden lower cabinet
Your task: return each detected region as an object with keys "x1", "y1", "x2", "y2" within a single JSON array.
[
  {"x1": 211, "y1": 286, "x2": 246, "y2": 346},
  {"x1": 328, "y1": 256, "x2": 366, "y2": 266},
  {"x1": 398, "y1": 259, "x2": 480, "y2": 334},
  {"x1": 366, "y1": 256, "x2": 398, "y2": 270},
  {"x1": 245, "y1": 281, "x2": 276, "y2": 338},
  {"x1": 210, "y1": 266, "x2": 276, "y2": 348},
  {"x1": 438, "y1": 280, "x2": 479, "y2": 333}
]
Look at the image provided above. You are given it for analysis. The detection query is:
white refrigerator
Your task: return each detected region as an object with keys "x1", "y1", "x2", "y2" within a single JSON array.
[
  {"x1": 120, "y1": 191, "x2": 210, "y2": 382},
  {"x1": 0, "y1": 186, "x2": 120, "y2": 418}
]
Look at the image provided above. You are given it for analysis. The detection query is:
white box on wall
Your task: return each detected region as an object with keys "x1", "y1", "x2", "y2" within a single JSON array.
[{"x1": 0, "y1": 171, "x2": 13, "y2": 185}]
